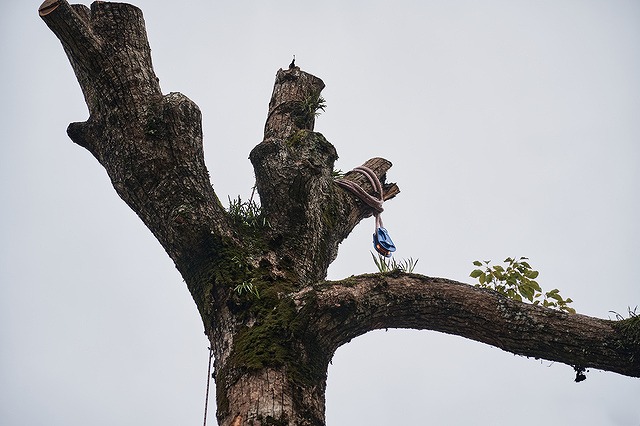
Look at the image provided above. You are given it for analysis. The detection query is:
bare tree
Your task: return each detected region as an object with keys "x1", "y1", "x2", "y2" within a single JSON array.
[{"x1": 39, "y1": 1, "x2": 639, "y2": 425}]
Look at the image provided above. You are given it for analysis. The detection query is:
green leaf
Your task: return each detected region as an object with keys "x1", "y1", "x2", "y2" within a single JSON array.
[
  {"x1": 530, "y1": 280, "x2": 542, "y2": 292},
  {"x1": 473, "y1": 260, "x2": 483, "y2": 267},
  {"x1": 470, "y1": 269, "x2": 483, "y2": 278},
  {"x1": 519, "y1": 283, "x2": 535, "y2": 301},
  {"x1": 547, "y1": 292, "x2": 563, "y2": 302}
]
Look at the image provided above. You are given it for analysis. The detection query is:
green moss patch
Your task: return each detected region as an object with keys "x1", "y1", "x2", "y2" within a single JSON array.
[
  {"x1": 612, "y1": 314, "x2": 640, "y2": 364},
  {"x1": 229, "y1": 278, "x2": 328, "y2": 387}
]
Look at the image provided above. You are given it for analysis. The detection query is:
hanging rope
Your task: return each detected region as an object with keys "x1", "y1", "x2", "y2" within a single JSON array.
[
  {"x1": 336, "y1": 166, "x2": 396, "y2": 257},
  {"x1": 203, "y1": 346, "x2": 214, "y2": 426}
]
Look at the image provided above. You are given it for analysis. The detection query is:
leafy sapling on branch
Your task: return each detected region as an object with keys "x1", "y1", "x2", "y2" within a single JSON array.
[{"x1": 470, "y1": 257, "x2": 576, "y2": 314}]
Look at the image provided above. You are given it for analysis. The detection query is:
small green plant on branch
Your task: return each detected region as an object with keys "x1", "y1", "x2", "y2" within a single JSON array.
[
  {"x1": 371, "y1": 252, "x2": 419, "y2": 273},
  {"x1": 227, "y1": 254, "x2": 261, "y2": 299},
  {"x1": 226, "y1": 194, "x2": 266, "y2": 300},
  {"x1": 234, "y1": 281, "x2": 261, "y2": 299},
  {"x1": 609, "y1": 306, "x2": 640, "y2": 365},
  {"x1": 290, "y1": 92, "x2": 326, "y2": 127},
  {"x1": 470, "y1": 257, "x2": 576, "y2": 313},
  {"x1": 609, "y1": 306, "x2": 639, "y2": 321},
  {"x1": 331, "y1": 168, "x2": 345, "y2": 179},
  {"x1": 227, "y1": 192, "x2": 268, "y2": 231}
]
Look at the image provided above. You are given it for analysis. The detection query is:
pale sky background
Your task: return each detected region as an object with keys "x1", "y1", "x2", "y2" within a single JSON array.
[{"x1": 1, "y1": 1, "x2": 639, "y2": 425}]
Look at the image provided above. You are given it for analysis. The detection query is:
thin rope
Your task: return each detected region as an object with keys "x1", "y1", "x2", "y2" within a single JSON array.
[{"x1": 203, "y1": 346, "x2": 214, "y2": 426}]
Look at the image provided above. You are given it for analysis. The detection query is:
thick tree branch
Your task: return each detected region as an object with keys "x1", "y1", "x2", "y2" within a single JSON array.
[
  {"x1": 39, "y1": 0, "x2": 236, "y2": 297},
  {"x1": 250, "y1": 67, "x2": 400, "y2": 284},
  {"x1": 40, "y1": 0, "x2": 160, "y2": 120},
  {"x1": 263, "y1": 67, "x2": 326, "y2": 141},
  {"x1": 298, "y1": 273, "x2": 640, "y2": 378}
]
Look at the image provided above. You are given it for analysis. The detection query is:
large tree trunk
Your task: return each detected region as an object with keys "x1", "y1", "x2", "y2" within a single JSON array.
[{"x1": 40, "y1": 1, "x2": 639, "y2": 425}]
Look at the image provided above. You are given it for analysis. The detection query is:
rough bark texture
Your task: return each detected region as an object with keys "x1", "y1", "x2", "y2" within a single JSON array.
[{"x1": 41, "y1": 1, "x2": 639, "y2": 425}]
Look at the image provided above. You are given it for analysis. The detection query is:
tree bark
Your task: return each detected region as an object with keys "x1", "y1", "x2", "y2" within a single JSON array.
[
  {"x1": 300, "y1": 274, "x2": 639, "y2": 378},
  {"x1": 40, "y1": 1, "x2": 639, "y2": 425}
]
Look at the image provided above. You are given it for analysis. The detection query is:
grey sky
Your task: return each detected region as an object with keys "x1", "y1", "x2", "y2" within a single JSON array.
[{"x1": 1, "y1": 1, "x2": 639, "y2": 425}]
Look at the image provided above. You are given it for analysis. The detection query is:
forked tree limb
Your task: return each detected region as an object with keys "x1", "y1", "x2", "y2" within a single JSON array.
[
  {"x1": 40, "y1": 2, "x2": 638, "y2": 425},
  {"x1": 39, "y1": 0, "x2": 235, "y2": 289}
]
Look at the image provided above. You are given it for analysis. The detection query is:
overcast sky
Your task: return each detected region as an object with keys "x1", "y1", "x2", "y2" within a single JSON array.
[{"x1": 1, "y1": 1, "x2": 639, "y2": 425}]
